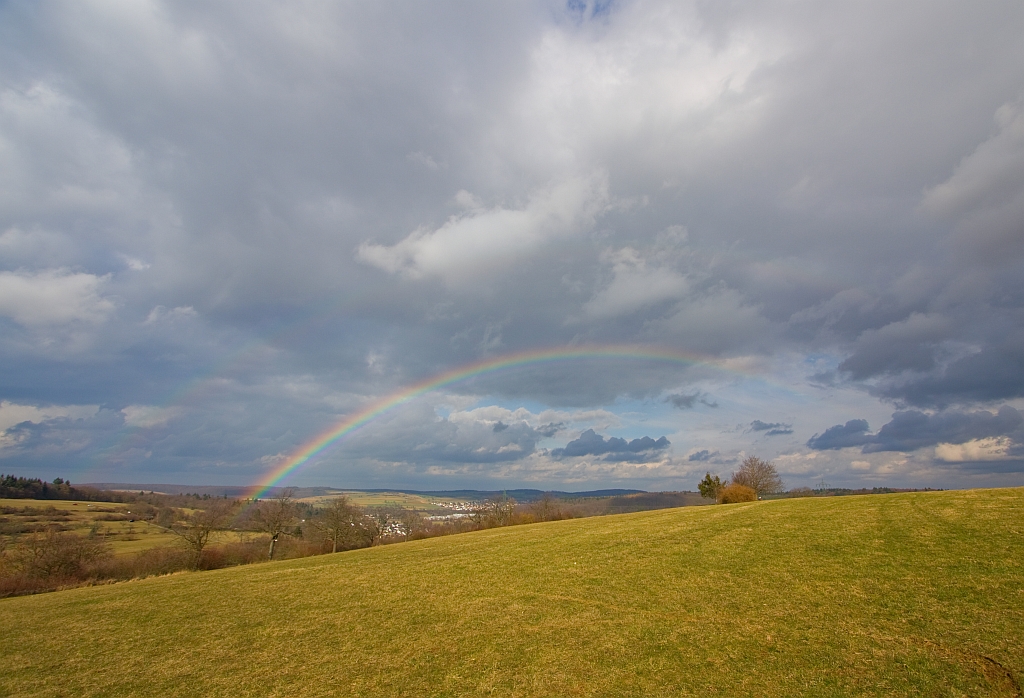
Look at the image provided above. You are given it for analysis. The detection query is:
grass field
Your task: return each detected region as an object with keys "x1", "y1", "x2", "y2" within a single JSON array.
[
  {"x1": 1, "y1": 488, "x2": 1022, "y2": 696},
  {"x1": 0, "y1": 498, "x2": 186, "y2": 555}
]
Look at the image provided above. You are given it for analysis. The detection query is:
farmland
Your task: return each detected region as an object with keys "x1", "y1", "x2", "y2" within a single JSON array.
[
  {"x1": 1, "y1": 487, "x2": 1022, "y2": 696},
  {"x1": 296, "y1": 490, "x2": 451, "y2": 512},
  {"x1": 0, "y1": 498, "x2": 187, "y2": 555}
]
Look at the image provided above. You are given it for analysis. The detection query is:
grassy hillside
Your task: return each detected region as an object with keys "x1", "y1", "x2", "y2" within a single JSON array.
[{"x1": 1, "y1": 488, "x2": 1022, "y2": 697}]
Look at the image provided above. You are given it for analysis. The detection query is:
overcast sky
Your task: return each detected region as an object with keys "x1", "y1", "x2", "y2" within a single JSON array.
[{"x1": 1, "y1": 0, "x2": 1023, "y2": 492}]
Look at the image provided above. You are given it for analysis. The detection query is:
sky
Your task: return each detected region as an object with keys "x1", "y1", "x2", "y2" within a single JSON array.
[{"x1": 1, "y1": 0, "x2": 1023, "y2": 492}]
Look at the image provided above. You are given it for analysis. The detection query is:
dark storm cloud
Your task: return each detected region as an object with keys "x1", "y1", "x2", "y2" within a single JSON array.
[
  {"x1": 806, "y1": 419, "x2": 872, "y2": 450},
  {"x1": 837, "y1": 313, "x2": 948, "y2": 379},
  {"x1": 866, "y1": 333, "x2": 1024, "y2": 408},
  {"x1": 749, "y1": 420, "x2": 793, "y2": 436},
  {"x1": 551, "y1": 429, "x2": 669, "y2": 462},
  {"x1": 688, "y1": 449, "x2": 716, "y2": 462},
  {"x1": 808, "y1": 407, "x2": 1023, "y2": 453},
  {"x1": 865, "y1": 407, "x2": 1023, "y2": 453}
]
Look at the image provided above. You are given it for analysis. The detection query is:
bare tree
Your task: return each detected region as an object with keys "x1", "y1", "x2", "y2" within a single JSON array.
[
  {"x1": 249, "y1": 490, "x2": 298, "y2": 559},
  {"x1": 314, "y1": 496, "x2": 363, "y2": 553},
  {"x1": 731, "y1": 456, "x2": 784, "y2": 497},
  {"x1": 170, "y1": 501, "x2": 231, "y2": 569}
]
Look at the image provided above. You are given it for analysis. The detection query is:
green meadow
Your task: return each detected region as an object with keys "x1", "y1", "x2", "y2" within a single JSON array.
[{"x1": 1, "y1": 488, "x2": 1022, "y2": 697}]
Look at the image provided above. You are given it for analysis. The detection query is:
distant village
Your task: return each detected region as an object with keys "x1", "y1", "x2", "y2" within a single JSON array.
[{"x1": 424, "y1": 500, "x2": 481, "y2": 522}]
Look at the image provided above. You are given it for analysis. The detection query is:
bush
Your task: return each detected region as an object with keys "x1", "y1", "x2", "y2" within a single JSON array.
[{"x1": 719, "y1": 484, "x2": 757, "y2": 504}]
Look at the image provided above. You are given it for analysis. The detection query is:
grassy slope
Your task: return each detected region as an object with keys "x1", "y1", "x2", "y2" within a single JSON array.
[{"x1": 1, "y1": 488, "x2": 1022, "y2": 697}]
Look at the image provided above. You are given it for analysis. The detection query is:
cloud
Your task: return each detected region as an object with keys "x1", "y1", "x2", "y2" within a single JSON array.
[
  {"x1": 806, "y1": 419, "x2": 872, "y2": 450},
  {"x1": 665, "y1": 391, "x2": 717, "y2": 409},
  {"x1": 121, "y1": 405, "x2": 181, "y2": 429},
  {"x1": 648, "y1": 286, "x2": 770, "y2": 355},
  {"x1": 838, "y1": 313, "x2": 950, "y2": 379},
  {"x1": 337, "y1": 403, "x2": 613, "y2": 468},
  {"x1": 581, "y1": 247, "x2": 687, "y2": 319},
  {"x1": 934, "y1": 437, "x2": 1015, "y2": 463},
  {"x1": 865, "y1": 407, "x2": 1022, "y2": 453},
  {"x1": 750, "y1": 420, "x2": 793, "y2": 436},
  {"x1": 143, "y1": 306, "x2": 197, "y2": 324},
  {"x1": 0, "y1": 269, "x2": 114, "y2": 326},
  {"x1": 2, "y1": 2, "x2": 1024, "y2": 488},
  {"x1": 118, "y1": 254, "x2": 151, "y2": 271},
  {"x1": 868, "y1": 335, "x2": 1024, "y2": 408},
  {"x1": 687, "y1": 449, "x2": 716, "y2": 462},
  {"x1": 356, "y1": 174, "x2": 609, "y2": 285},
  {"x1": 809, "y1": 407, "x2": 1024, "y2": 455},
  {"x1": 551, "y1": 428, "x2": 670, "y2": 462},
  {"x1": 0, "y1": 404, "x2": 115, "y2": 457},
  {"x1": 0, "y1": 400, "x2": 99, "y2": 432},
  {"x1": 921, "y1": 98, "x2": 1024, "y2": 261}
]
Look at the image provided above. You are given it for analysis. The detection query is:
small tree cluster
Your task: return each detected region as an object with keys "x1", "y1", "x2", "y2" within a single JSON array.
[{"x1": 698, "y1": 456, "x2": 783, "y2": 504}]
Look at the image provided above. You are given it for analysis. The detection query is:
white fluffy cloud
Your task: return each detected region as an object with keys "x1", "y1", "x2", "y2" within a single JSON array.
[
  {"x1": 0, "y1": 400, "x2": 99, "y2": 432},
  {"x1": 357, "y1": 174, "x2": 609, "y2": 285},
  {"x1": 935, "y1": 437, "x2": 1014, "y2": 462}
]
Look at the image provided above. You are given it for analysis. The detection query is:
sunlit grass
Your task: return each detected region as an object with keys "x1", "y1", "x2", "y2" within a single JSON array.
[{"x1": 2, "y1": 488, "x2": 1022, "y2": 696}]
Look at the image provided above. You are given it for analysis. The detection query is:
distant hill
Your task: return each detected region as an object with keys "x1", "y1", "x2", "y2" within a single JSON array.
[
  {"x1": 84, "y1": 483, "x2": 257, "y2": 497},
  {"x1": 83, "y1": 483, "x2": 649, "y2": 502}
]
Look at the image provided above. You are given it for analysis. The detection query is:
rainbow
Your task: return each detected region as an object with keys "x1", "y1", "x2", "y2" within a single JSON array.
[{"x1": 243, "y1": 344, "x2": 748, "y2": 499}]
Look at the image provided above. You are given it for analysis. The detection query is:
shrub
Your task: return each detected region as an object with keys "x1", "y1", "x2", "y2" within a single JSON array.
[
  {"x1": 719, "y1": 484, "x2": 757, "y2": 504},
  {"x1": 216, "y1": 539, "x2": 269, "y2": 567}
]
